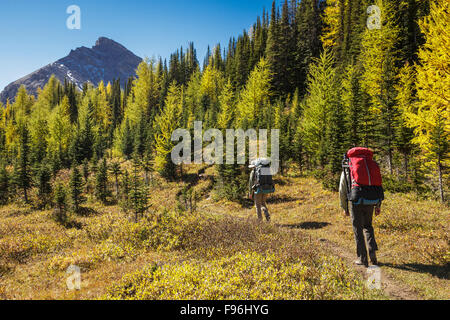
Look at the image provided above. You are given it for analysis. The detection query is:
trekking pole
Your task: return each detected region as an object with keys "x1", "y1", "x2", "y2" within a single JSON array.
[{"x1": 342, "y1": 154, "x2": 351, "y2": 195}]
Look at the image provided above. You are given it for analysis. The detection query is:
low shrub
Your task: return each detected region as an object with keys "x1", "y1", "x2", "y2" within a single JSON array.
[
  {"x1": 0, "y1": 233, "x2": 70, "y2": 263},
  {"x1": 104, "y1": 252, "x2": 383, "y2": 300}
]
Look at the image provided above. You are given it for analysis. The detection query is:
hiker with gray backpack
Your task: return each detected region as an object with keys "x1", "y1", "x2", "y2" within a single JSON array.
[
  {"x1": 340, "y1": 147, "x2": 384, "y2": 268},
  {"x1": 248, "y1": 158, "x2": 275, "y2": 222}
]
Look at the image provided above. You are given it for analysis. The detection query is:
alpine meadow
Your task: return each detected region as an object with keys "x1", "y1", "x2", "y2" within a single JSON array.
[{"x1": 0, "y1": 0, "x2": 448, "y2": 303}]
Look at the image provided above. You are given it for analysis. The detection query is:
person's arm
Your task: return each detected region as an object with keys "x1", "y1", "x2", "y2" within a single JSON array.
[
  {"x1": 248, "y1": 170, "x2": 254, "y2": 199},
  {"x1": 339, "y1": 171, "x2": 349, "y2": 215}
]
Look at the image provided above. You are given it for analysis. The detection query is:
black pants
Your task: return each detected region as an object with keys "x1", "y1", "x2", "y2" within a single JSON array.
[{"x1": 350, "y1": 203, "x2": 378, "y2": 260}]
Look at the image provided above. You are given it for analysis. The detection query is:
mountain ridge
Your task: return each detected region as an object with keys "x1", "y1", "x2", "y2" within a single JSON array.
[{"x1": 0, "y1": 37, "x2": 142, "y2": 103}]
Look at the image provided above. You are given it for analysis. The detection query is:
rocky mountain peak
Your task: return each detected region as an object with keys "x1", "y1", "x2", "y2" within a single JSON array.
[
  {"x1": 1, "y1": 37, "x2": 142, "y2": 103},
  {"x1": 94, "y1": 37, "x2": 127, "y2": 51}
]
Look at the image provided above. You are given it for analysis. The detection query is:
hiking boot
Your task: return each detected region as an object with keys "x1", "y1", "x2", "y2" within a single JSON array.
[
  {"x1": 354, "y1": 257, "x2": 369, "y2": 268},
  {"x1": 369, "y1": 252, "x2": 378, "y2": 265}
]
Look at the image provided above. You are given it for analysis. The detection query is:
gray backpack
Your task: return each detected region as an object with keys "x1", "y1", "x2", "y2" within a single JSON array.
[{"x1": 254, "y1": 163, "x2": 275, "y2": 194}]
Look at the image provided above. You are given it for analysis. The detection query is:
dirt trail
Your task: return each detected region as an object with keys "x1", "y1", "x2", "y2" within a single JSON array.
[
  {"x1": 273, "y1": 221, "x2": 422, "y2": 299},
  {"x1": 314, "y1": 236, "x2": 421, "y2": 300}
]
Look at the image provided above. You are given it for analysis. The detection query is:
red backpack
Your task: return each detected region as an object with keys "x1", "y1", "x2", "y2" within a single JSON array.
[
  {"x1": 343, "y1": 147, "x2": 384, "y2": 204},
  {"x1": 347, "y1": 147, "x2": 382, "y2": 187}
]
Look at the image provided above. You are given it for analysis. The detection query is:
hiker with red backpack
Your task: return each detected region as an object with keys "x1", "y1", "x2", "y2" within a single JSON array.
[
  {"x1": 339, "y1": 147, "x2": 384, "y2": 267},
  {"x1": 249, "y1": 158, "x2": 275, "y2": 222}
]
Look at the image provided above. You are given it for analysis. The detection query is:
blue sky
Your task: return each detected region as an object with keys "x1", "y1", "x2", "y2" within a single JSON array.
[{"x1": 0, "y1": 0, "x2": 276, "y2": 92}]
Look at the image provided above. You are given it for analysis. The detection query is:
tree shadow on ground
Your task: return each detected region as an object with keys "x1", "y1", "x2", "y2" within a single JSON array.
[
  {"x1": 240, "y1": 194, "x2": 303, "y2": 209},
  {"x1": 267, "y1": 194, "x2": 303, "y2": 204},
  {"x1": 180, "y1": 173, "x2": 200, "y2": 185},
  {"x1": 278, "y1": 221, "x2": 331, "y2": 230},
  {"x1": 76, "y1": 206, "x2": 98, "y2": 217},
  {"x1": 239, "y1": 199, "x2": 254, "y2": 209},
  {"x1": 180, "y1": 166, "x2": 212, "y2": 186},
  {"x1": 6, "y1": 208, "x2": 33, "y2": 217},
  {"x1": 62, "y1": 219, "x2": 83, "y2": 230},
  {"x1": 381, "y1": 262, "x2": 450, "y2": 280},
  {"x1": 273, "y1": 178, "x2": 289, "y2": 186}
]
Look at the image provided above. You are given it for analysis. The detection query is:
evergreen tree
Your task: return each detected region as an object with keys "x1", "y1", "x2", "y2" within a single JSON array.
[
  {"x1": 92, "y1": 81, "x2": 113, "y2": 135},
  {"x1": 133, "y1": 116, "x2": 147, "y2": 158},
  {"x1": 225, "y1": 38, "x2": 237, "y2": 87},
  {"x1": 321, "y1": 0, "x2": 367, "y2": 63},
  {"x1": 15, "y1": 124, "x2": 32, "y2": 203},
  {"x1": 124, "y1": 59, "x2": 160, "y2": 126},
  {"x1": 201, "y1": 64, "x2": 225, "y2": 128},
  {"x1": 216, "y1": 162, "x2": 247, "y2": 202},
  {"x1": 266, "y1": 0, "x2": 298, "y2": 96},
  {"x1": 121, "y1": 169, "x2": 131, "y2": 204},
  {"x1": 217, "y1": 80, "x2": 236, "y2": 130},
  {"x1": 34, "y1": 163, "x2": 52, "y2": 208},
  {"x1": 234, "y1": 32, "x2": 252, "y2": 89},
  {"x1": 211, "y1": 44, "x2": 225, "y2": 71},
  {"x1": 69, "y1": 164, "x2": 84, "y2": 213},
  {"x1": 292, "y1": 116, "x2": 306, "y2": 173},
  {"x1": 48, "y1": 96, "x2": 72, "y2": 168},
  {"x1": 72, "y1": 99, "x2": 102, "y2": 165},
  {"x1": 153, "y1": 83, "x2": 182, "y2": 179},
  {"x1": 289, "y1": 88, "x2": 302, "y2": 128},
  {"x1": 184, "y1": 71, "x2": 204, "y2": 129},
  {"x1": 29, "y1": 114, "x2": 49, "y2": 164},
  {"x1": 78, "y1": 100, "x2": 95, "y2": 161},
  {"x1": 273, "y1": 99, "x2": 291, "y2": 175},
  {"x1": 342, "y1": 0, "x2": 368, "y2": 63},
  {"x1": 110, "y1": 79, "x2": 122, "y2": 132},
  {"x1": 82, "y1": 158, "x2": 90, "y2": 192},
  {"x1": 53, "y1": 182, "x2": 67, "y2": 222},
  {"x1": 0, "y1": 161, "x2": 9, "y2": 205},
  {"x1": 397, "y1": 0, "x2": 429, "y2": 64},
  {"x1": 321, "y1": 0, "x2": 344, "y2": 53},
  {"x1": 296, "y1": 0, "x2": 322, "y2": 94},
  {"x1": 64, "y1": 79, "x2": 78, "y2": 123},
  {"x1": 34, "y1": 76, "x2": 61, "y2": 113},
  {"x1": 95, "y1": 157, "x2": 109, "y2": 204},
  {"x1": 395, "y1": 63, "x2": 417, "y2": 179},
  {"x1": 0, "y1": 125, "x2": 5, "y2": 160},
  {"x1": 121, "y1": 119, "x2": 134, "y2": 159},
  {"x1": 203, "y1": 45, "x2": 212, "y2": 70},
  {"x1": 69, "y1": 125, "x2": 83, "y2": 164},
  {"x1": 342, "y1": 63, "x2": 366, "y2": 147},
  {"x1": 236, "y1": 58, "x2": 272, "y2": 129},
  {"x1": 122, "y1": 77, "x2": 133, "y2": 112},
  {"x1": 128, "y1": 156, "x2": 148, "y2": 222},
  {"x1": 50, "y1": 152, "x2": 62, "y2": 177},
  {"x1": 140, "y1": 152, "x2": 153, "y2": 186},
  {"x1": 13, "y1": 85, "x2": 34, "y2": 120},
  {"x1": 93, "y1": 127, "x2": 108, "y2": 160},
  {"x1": 90, "y1": 153, "x2": 98, "y2": 176},
  {"x1": 300, "y1": 49, "x2": 340, "y2": 169},
  {"x1": 324, "y1": 92, "x2": 347, "y2": 189},
  {"x1": 109, "y1": 161, "x2": 122, "y2": 197}
]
